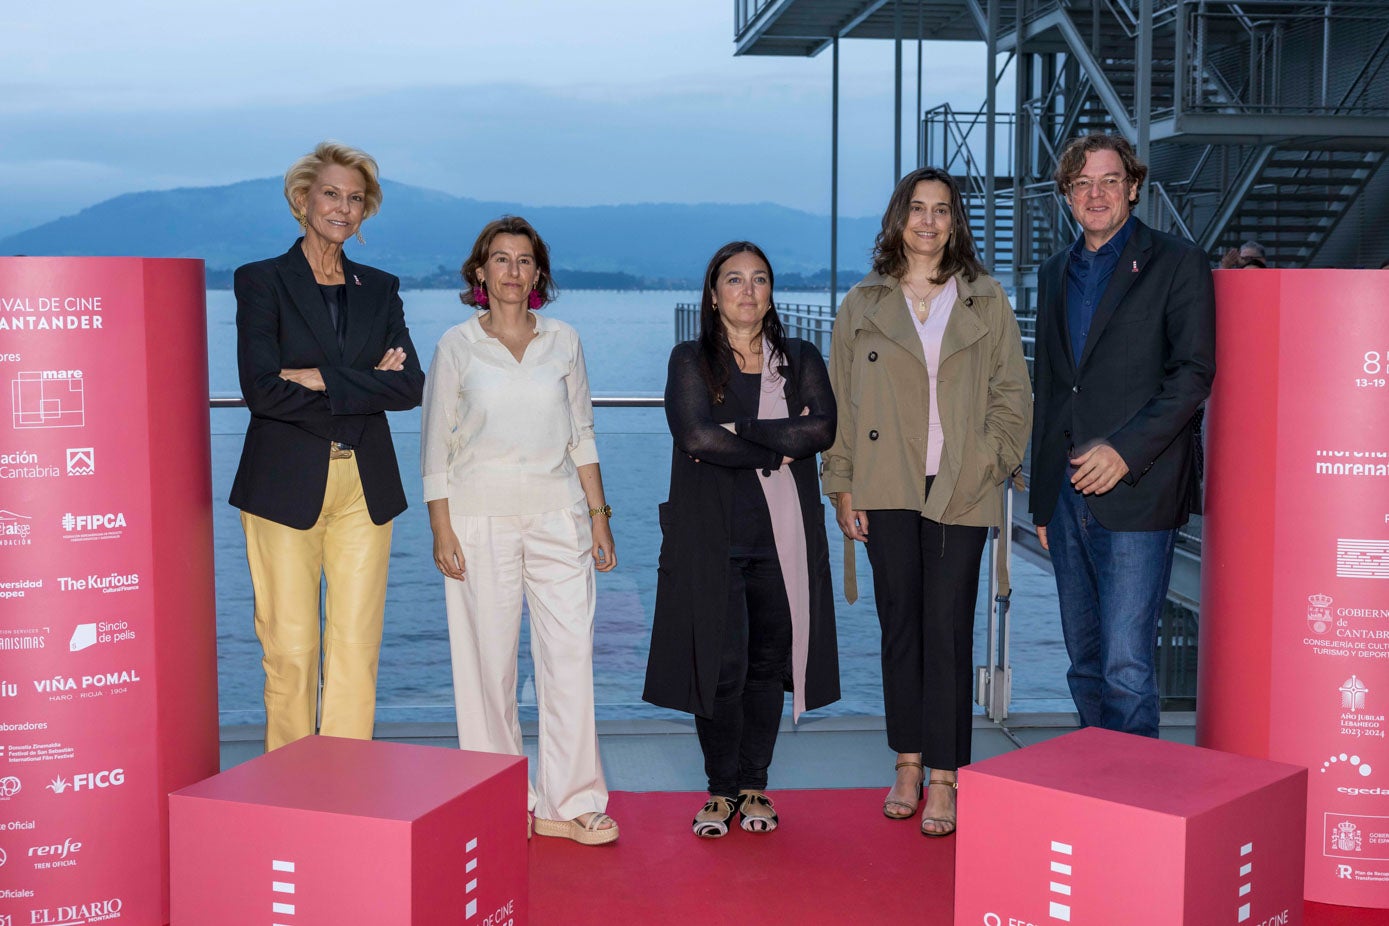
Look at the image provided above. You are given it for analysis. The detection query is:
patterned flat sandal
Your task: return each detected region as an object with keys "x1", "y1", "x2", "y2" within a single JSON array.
[
  {"x1": 883, "y1": 760, "x2": 924, "y2": 819},
  {"x1": 533, "y1": 812, "x2": 620, "y2": 846},
  {"x1": 920, "y1": 778, "x2": 958, "y2": 838},
  {"x1": 736, "y1": 790, "x2": 779, "y2": 833},
  {"x1": 692, "y1": 795, "x2": 738, "y2": 839}
]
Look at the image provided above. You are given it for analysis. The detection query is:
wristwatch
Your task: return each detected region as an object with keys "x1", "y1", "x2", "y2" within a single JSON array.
[{"x1": 588, "y1": 505, "x2": 613, "y2": 519}]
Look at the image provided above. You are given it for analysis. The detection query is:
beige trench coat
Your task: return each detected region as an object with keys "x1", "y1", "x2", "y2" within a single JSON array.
[{"x1": 822, "y1": 269, "x2": 1032, "y2": 547}]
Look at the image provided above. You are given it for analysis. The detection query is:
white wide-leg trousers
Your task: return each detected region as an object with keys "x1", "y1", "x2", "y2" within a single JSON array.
[{"x1": 444, "y1": 500, "x2": 608, "y2": 821}]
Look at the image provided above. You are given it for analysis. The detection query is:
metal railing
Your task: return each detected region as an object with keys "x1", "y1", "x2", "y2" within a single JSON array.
[
  {"x1": 733, "y1": 0, "x2": 777, "y2": 38},
  {"x1": 1182, "y1": 0, "x2": 1389, "y2": 116},
  {"x1": 675, "y1": 301, "x2": 837, "y2": 355},
  {"x1": 209, "y1": 395, "x2": 664, "y2": 409},
  {"x1": 211, "y1": 355, "x2": 1201, "y2": 714},
  {"x1": 1149, "y1": 180, "x2": 1196, "y2": 242}
]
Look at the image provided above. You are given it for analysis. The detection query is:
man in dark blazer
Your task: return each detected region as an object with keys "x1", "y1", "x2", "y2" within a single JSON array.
[{"x1": 1029, "y1": 134, "x2": 1216, "y2": 737}]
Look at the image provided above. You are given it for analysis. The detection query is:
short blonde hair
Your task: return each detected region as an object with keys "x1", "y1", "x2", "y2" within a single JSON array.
[{"x1": 284, "y1": 141, "x2": 383, "y2": 224}]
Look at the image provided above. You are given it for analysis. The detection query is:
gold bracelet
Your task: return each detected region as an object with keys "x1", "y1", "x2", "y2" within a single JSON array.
[{"x1": 588, "y1": 504, "x2": 613, "y2": 519}]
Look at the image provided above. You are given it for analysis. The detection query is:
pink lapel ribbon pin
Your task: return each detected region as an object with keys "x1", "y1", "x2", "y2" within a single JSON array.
[
  {"x1": 353, "y1": 274, "x2": 362, "y2": 286},
  {"x1": 1131, "y1": 260, "x2": 1139, "y2": 272}
]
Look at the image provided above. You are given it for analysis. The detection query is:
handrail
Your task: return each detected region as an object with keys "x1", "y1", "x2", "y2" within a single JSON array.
[
  {"x1": 733, "y1": 0, "x2": 777, "y2": 38},
  {"x1": 1181, "y1": 0, "x2": 1389, "y2": 116},
  {"x1": 211, "y1": 395, "x2": 665, "y2": 409},
  {"x1": 1148, "y1": 181, "x2": 1196, "y2": 242}
]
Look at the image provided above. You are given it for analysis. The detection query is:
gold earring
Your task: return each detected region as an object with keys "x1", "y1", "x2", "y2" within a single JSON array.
[{"x1": 356, "y1": 231, "x2": 366, "y2": 245}]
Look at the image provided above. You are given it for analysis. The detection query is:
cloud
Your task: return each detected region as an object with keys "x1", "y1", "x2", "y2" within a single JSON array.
[{"x1": 3, "y1": 3, "x2": 1002, "y2": 234}]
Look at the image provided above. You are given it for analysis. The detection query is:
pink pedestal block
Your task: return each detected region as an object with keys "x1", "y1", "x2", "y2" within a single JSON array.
[
  {"x1": 168, "y1": 737, "x2": 527, "y2": 926},
  {"x1": 954, "y1": 728, "x2": 1307, "y2": 926}
]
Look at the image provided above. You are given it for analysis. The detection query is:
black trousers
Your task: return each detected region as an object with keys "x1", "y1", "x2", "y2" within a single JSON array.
[
  {"x1": 864, "y1": 500, "x2": 986, "y2": 771},
  {"x1": 695, "y1": 549, "x2": 792, "y2": 799}
]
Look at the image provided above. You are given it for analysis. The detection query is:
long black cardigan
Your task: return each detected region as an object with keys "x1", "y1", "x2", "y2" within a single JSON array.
[{"x1": 642, "y1": 338, "x2": 841, "y2": 719}]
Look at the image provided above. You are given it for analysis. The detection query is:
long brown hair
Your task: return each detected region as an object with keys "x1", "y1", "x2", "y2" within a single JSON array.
[
  {"x1": 871, "y1": 167, "x2": 985, "y2": 284},
  {"x1": 696, "y1": 241, "x2": 787, "y2": 405}
]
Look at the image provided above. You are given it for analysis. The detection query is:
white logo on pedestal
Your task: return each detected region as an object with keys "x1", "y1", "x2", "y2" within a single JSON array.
[
  {"x1": 65, "y1": 448, "x2": 94, "y2": 476},
  {"x1": 1309, "y1": 594, "x2": 1334, "y2": 634},
  {"x1": 0, "y1": 510, "x2": 32, "y2": 547},
  {"x1": 1048, "y1": 840, "x2": 1072, "y2": 922},
  {"x1": 1331, "y1": 822, "x2": 1362, "y2": 853},
  {"x1": 1342, "y1": 676, "x2": 1370, "y2": 711},
  {"x1": 11, "y1": 371, "x2": 85, "y2": 429},
  {"x1": 1322, "y1": 753, "x2": 1373, "y2": 777},
  {"x1": 1237, "y1": 841, "x2": 1253, "y2": 922},
  {"x1": 45, "y1": 769, "x2": 124, "y2": 795},
  {"x1": 59, "y1": 511, "x2": 126, "y2": 543},
  {"x1": 69, "y1": 625, "x2": 97, "y2": 652},
  {"x1": 1338, "y1": 540, "x2": 1389, "y2": 580},
  {"x1": 272, "y1": 858, "x2": 296, "y2": 924},
  {"x1": 466, "y1": 836, "x2": 480, "y2": 920}
]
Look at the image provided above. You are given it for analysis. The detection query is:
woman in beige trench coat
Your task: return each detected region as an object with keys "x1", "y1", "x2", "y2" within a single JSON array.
[{"x1": 822, "y1": 167, "x2": 1031, "y2": 837}]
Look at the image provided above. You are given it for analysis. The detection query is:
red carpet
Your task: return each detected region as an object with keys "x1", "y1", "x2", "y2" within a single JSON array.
[
  {"x1": 529, "y1": 789, "x2": 953, "y2": 925},
  {"x1": 528, "y1": 790, "x2": 1389, "y2": 925}
]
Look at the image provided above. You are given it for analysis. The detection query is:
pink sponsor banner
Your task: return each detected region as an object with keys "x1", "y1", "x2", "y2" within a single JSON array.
[
  {"x1": 1199, "y1": 269, "x2": 1389, "y2": 908},
  {"x1": 0, "y1": 258, "x2": 218, "y2": 925}
]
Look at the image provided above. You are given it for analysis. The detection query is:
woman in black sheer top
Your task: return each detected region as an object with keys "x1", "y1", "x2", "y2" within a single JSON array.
[{"x1": 643, "y1": 241, "x2": 840, "y2": 838}]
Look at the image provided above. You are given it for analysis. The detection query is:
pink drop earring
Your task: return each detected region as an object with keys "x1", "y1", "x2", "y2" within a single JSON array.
[
  {"x1": 472, "y1": 285, "x2": 489, "y2": 307},
  {"x1": 528, "y1": 289, "x2": 543, "y2": 310}
]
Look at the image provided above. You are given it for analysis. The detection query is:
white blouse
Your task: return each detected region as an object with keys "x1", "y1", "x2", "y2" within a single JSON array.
[
  {"x1": 904, "y1": 276, "x2": 957, "y2": 478},
  {"x1": 421, "y1": 311, "x2": 598, "y2": 516}
]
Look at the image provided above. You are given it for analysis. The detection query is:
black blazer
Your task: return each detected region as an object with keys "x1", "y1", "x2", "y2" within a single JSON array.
[
  {"x1": 643, "y1": 338, "x2": 840, "y2": 719},
  {"x1": 229, "y1": 240, "x2": 425, "y2": 529},
  {"x1": 1029, "y1": 219, "x2": 1216, "y2": 531}
]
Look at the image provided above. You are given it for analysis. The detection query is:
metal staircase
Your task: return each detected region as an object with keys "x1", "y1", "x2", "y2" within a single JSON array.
[
  {"x1": 994, "y1": 0, "x2": 1389, "y2": 275},
  {"x1": 1203, "y1": 144, "x2": 1387, "y2": 266}
]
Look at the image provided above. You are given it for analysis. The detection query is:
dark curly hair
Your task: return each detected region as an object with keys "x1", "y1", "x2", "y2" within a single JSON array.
[{"x1": 1052, "y1": 133, "x2": 1148, "y2": 205}]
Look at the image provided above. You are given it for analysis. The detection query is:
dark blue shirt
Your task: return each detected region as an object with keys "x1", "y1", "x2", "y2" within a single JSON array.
[{"x1": 1066, "y1": 216, "x2": 1136, "y2": 364}]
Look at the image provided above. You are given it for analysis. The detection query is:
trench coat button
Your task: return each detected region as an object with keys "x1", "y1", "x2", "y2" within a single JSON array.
[
  {"x1": 1072, "y1": 385, "x2": 1080, "y2": 394},
  {"x1": 868, "y1": 351, "x2": 878, "y2": 362},
  {"x1": 869, "y1": 429, "x2": 879, "y2": 441},
  {"x1": 965, "y1": 297, "x2": 974, "y2": 307}
]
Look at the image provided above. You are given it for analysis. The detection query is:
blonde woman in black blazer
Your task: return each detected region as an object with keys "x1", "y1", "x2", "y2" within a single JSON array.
[{"x1": 230, "y1": 141, "x2": 424, "y2": 751}]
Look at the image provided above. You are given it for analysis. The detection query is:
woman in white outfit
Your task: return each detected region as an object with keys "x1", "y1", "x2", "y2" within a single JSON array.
[{"x1": 421, "y1": 215, "x2": 619, "y2": 846}]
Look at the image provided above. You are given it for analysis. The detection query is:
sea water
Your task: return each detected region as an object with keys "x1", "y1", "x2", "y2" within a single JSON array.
[{"x1": 206, "y1": 288, "x2": 1072, "y2": 725}]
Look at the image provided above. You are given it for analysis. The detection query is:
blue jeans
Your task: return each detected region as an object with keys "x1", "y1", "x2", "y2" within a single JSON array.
[{"x1": 1047, "y1": 483, "x2": 1177, "y2": 737}]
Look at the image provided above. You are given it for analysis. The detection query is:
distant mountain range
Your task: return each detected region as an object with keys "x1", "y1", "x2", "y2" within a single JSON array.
[{"x1": 0, "y1": 179, "x2": 879, "y2": 289}]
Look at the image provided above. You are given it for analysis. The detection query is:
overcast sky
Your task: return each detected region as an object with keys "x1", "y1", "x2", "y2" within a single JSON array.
[{"x1": 5, "y1": 1, "x2": 1001, "y2": 237}]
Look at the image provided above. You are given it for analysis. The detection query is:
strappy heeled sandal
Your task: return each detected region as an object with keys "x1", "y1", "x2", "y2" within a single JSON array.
[
  {"x1": 736, "y1": 790, "x2": 779, "y2": 833},
  {"x1": 920, "y1": 778, "x2": 958, "y2": 838},
  {"x1": 883, "y1": 760, "x2": 924, "y2": 819},
  {"x1": 692, "y1": 795, "x2": 738, "y2": 839},
  {"x1": 533, "y1": 811, "x2": 620, "y2": 846}
]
